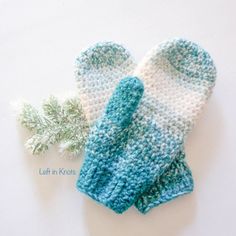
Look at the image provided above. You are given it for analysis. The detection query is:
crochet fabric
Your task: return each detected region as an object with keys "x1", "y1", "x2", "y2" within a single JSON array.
[{"x1": 77, "y1": 39, "x2": 216, "y2": 213}]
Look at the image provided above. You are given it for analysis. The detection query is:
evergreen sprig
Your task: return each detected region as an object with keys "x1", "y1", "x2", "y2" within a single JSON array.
[{"x1": 18, "y1": 96, "x2": 89, "y2": 155}]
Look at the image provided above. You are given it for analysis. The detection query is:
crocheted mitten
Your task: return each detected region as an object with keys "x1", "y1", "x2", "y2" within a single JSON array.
[
  {"x1": 77, "y1": 75, "x2": 185, "y2": 213},
  {"x1": 134, "y1": 38, "x2": 216, "y2": 213}
]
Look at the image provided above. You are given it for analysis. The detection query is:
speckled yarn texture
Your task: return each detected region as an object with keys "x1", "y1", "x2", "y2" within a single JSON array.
[{"x1": 76, "y1": 39, "x2": 216, "y2": 213}]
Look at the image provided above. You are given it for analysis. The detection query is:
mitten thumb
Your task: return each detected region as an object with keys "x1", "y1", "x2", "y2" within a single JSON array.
[{"x1": 105, "y1": 76, "x2": 144, "y2": 128}]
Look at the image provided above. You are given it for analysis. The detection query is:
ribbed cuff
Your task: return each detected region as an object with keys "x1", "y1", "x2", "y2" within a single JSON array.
[
  {"x1": 77, "y1": 171, "x2": 139, "y2": 214},
  {"x1": 135, "y1": 154, "x2": 194, "y2": 214}
]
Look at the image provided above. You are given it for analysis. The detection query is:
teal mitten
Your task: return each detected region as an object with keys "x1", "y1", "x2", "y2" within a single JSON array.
[{"x1": 77, "y1": 76, "x2": 184, "y2": 213}]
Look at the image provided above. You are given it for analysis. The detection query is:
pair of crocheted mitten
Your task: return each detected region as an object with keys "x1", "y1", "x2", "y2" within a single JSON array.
[{"x1": 76, "y1": 39, "x2": 216, "y2": 213}]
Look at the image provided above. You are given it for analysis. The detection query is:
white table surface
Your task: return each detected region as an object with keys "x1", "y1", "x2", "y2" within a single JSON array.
[{"x1": 1, "y1": 0, "x2": 236, "y2": 235}]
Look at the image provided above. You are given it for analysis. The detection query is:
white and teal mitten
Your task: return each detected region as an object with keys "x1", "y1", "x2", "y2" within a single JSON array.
[
  {"x1": 77, "y1": 75, "x2": 185, "y2": 214},
  {"x1": 77, "y1": 39, "x2": 216, "y2": 214},
  {"x1": 133, "y1": 39, "x2": 216, "y2": 213}
]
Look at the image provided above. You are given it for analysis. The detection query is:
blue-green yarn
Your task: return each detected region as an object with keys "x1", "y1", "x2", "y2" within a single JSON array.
[{"x1": 77, "y1": 76, "x2": 184, "y2": 213}]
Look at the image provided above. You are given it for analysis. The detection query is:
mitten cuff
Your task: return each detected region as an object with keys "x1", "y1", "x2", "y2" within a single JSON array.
[
  {"x1": 135, "y1": 152, "x2": 194, "y2": 214},
  {"x1": 77, "y1": 165, "x2": 142, "y2": 213}
]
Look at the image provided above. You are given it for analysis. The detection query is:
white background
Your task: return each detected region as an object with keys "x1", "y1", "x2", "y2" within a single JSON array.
[{"x1": 0, "y1": 0, "x2": 235, "y2": 235}]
